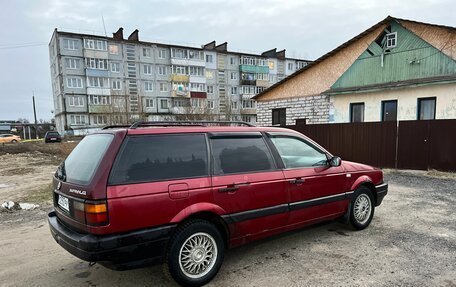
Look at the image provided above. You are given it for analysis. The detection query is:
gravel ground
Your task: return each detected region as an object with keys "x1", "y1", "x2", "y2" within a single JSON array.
[{"x1": 0, "y1": 170, "x2": 455, "y2": 287}]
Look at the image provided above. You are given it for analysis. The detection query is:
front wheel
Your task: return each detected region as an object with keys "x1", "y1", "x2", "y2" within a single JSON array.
[
  {"x1": 349, "y1": 186, "x2": 375, "y2": 230},
  {"x1": 164, "y1": 220, "x2": 225, "y2": 287}
]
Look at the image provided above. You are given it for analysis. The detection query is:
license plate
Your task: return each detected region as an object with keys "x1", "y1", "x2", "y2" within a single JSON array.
[
  {"x1": 51, "y1": 138, "x2": 56, "y2": 140},
  {"x1": 58, "y1": 195, "x2": 69, "y2": 212}
]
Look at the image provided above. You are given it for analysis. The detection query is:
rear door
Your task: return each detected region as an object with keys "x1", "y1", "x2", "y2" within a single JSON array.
[
  {"x1": 267, "y1": 133, "x2": 349, "y2": 225},
  {"x1": 210, "y1": 133, "x2": 288, "y2": 239}
]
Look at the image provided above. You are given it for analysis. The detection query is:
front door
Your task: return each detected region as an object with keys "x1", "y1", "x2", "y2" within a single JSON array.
[
  {"x1": 210, "y1": 133, "x2": 288, "y2": 239},
  {"x1": 268, "y1": 133, "x2": 349, "y2": 225}
]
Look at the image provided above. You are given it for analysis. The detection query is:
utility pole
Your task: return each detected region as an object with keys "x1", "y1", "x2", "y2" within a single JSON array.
[{"x1": 33, "y1": 92, "x2": 38, "y2": 139}]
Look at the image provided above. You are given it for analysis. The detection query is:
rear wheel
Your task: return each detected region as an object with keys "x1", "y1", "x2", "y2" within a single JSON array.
[
  {"x1": 164, "y1": 220, "x2": 225, "y2": 287},
  {"x1": 349, "y1": 186, "x2": 374, "y2": 230},
  {"x1": 11, "y1": 139, "x2": 17, "y2": 143}
]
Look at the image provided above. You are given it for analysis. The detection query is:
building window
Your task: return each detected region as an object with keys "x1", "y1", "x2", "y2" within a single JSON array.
[
  {"x1": 68, "y1": 96, "x2": 84, "y2": 107},
  {"x1": 84, "y1": 39, "x2": 107, "y2": 51},
  {"x1": 191, "y1": 98, "x2": 202, "y2": 107},
  {"x1": 189, "y1": 66, "x2": 204, "y2": 76},
  {"x1": 145, "y1": 98, "x2": 154, "y2": 108},
  {"x1": 144, "y1": 81, "x2": 153, "y2": 92},
  {"x1": 160, "y1": 99, "x2": 169, "y2": 109},
  {"x1": 205, "y1": 54, "x2": 213, "y2": 63},
  {"x1": 65, "y1": 58, "x2": 81, "y2": 69},
  {"x1": 93, "y1": 115, "x2": 107, "y2": 125},
  {"x1": 206, "y1": 85, "x2": 214, "y2": 94},
  {"x1": 70, "y1": 115, "x2": 86, "y2": 125},
  {"x1": 230, "y1": 57, "x2": 236, "y2": 65},
  {"x1": 386, "y1": 32, "x2": 397, "y2": 49},
  {"x1": 144, "y1": 64, "x2": 152, "y2": 75},
  {"x1": 350, "y1": 103, "x2": 365, "y2": 122},
  {"x1": 208, "y1": 100, "x2": 215, "y2": 109},
  {"x1": 111, "y1": 79, "x2": 122, "y2": 90},
  {"x1": 171, "y1": 48, "x2": 188, "y2": 59},
  {"x1": 87, "y1": 77, "x2": 106, "y2": 88},
  {"x1": 158, "y1": 49, "x2": 166, "y2": 59},
  {"x1": 230, "y1": 72, "x2": 237, "y2": 80},
  {"x1": 231, "y1": 86, "x2": 237, "y2": 95},
  {"x1": 63, "y1": 39, "x2": 78, "y2": 50},
  {"x1": 172, "y1": 65, "x2": 187, "y2": 75},
  {"x1": 109, "y1": 44, "x2": 119, "y2": 54},
  {"x1": 158, "y1": 66, "x2": 167, "y2": 75},
  {"x1": 89, "y1": 95, "x2": 109, "y2": 105},
  {"x1": 190, "y1": 83, "x2": 205, "y2": 92},
  {"x1": 66, "y1": 77, "x2": 83, "y2": 88},
  {"x1": 159, "y1": 82, "x2": 168, "y2": 92},
  {"x1": 272, "y1": 108, "x2": 286, "y2": 126},
  {"x1": 189, "y1": 50, "x2": 204, "y2": 60},
  {"x1": 382, "y1": 100, "x2": 398, "y2": 121},
  {"x1": 242, "y1": 99, "x2": 256, "y2": 109},
  {"x1": 110, "y1": 62, "x2": 120, "y2": 73},
  {"x1": 231, "y1": 101, "x2": 238, "y2": 110},
  {"x1": 287, "y1": 62, "x2": 294, "y2": 70},
  {"x1": 418, "y1": 97, "x2": 436, "y2": 120},
  {"x1": 86, "y1": 58, "x2": 107, "y2": 70},
  {"x1": 143, "y1": 47, "x2": 151, "y2": 57}
]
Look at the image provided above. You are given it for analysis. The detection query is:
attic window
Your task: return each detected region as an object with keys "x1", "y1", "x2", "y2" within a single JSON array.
[{"x1": 386, "y1": 32, "x2": 397, "y2": 49}]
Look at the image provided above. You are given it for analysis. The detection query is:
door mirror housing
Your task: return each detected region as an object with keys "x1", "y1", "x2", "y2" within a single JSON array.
[{"x1": 329, "y1": 156, "x2": 342, "y2": 167}]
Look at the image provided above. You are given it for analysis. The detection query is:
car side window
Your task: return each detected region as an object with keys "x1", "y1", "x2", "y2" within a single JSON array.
[
  {"x1": 210, "y1": 136, "x2": 275, "y2": 175},
  {"x1": 270, "y1": 136, "x2": 328, "y2": 168},
  {"x1": 109, "y1": 134, "x2": 208, "y2": 184}
]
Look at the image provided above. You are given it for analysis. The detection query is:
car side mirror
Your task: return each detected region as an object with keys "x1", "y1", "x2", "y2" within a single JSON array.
[{"x1": 329, "y1": 156, "x2": 342, "y2": 167}]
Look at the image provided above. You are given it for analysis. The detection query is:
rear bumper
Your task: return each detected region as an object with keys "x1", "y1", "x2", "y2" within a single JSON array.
[
  {"x1": 48, "y1": 211, "x2": 175, "y2": 269},
  {"x1": 375, "y1": 183, "x2": 388, "y2": 206}
]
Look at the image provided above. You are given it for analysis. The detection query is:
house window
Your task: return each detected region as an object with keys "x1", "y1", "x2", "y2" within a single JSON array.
[
  {"x1": 272, "y1": 108, "x2": 286, "y2": 126},
  {"x1": 206, "y1": 85, "x2": 214, "y2": 94},
  {"x1": 111, "y1": 79, "x2": 122, "y2": 90},
  {"x1": 172, "y1": 65, "x2": 187, "y2": 75},
  {"x1": 171, "y1": 48, "x2": 188, "y2": 59},
  {"x1": 189, "y1": 50, "x2": 203, "y2": 60},
  {"x1": 65, "y1": 58, "x2": 81, "y2": 69},
  {"x1": 85, "y1": 39, "x2": 106, "y2": 50},
  {"x1": 386, "y1": 32, "x2": 397, "y2": 49},
  {"x1": 191, "y1": 98, "x2": 202, "y2": 107},
  {"x1": 231, "y1": 86, "x2": 237, "y2": 95},
  {"x1": 145, "y1": 98, "x2": 154, "y2": 108},
  {"x1": 89, "y1": 95, "x2": 109, "y2": 105},
  {"x1": 109, "y1": 44, "x2": 119, "y2": 54},
  {"x1": 205, "y1": 54, "x2": 213, "y2": 63},
  {"x1": 160, "y1": 99, "x2": 169, "y2": 109},
  {"x1": 230, "y1": 72, "x2": 237, "y2": 80},
  {"x1": 110, "y1": 62, "x2": 120, "y2": 73},
  {"x1": 189, "y1": 66, "x2": 204, "y2": 76},
  {"x1": 158, "y1": 49, "x2": 166, "y2": 59},
  {"x1": 85, "y1": 58, "x2": 107, "y2": 70},
  {"x1": 231, "y1": 101, "x2": 238, "y2": 110},
  {"x1": 418, "y1": 97, "x2": 436, "y2": 120},
  {"x1": 93, "y1": 115, "x2": 107, "y2": 125},
  {"x1": 66, "y1": 77, "x2": 83, "y2": 88},
  {"x1": 208, "y1": 100, "x2": 215, "y2": 109},
  {"x1": 158, "y1": 66, "x2": 167, "y2": 75},
  {"x1": 63, "y1": 39, "x2": 78, "y2": 50},
  {"x1": 68, "y1": 96, "x2": 84, "y2": 107},
  {"x1": 230, "y1": 57, "x2": 236, "y2": 65},
  {"x1": 70, "y1": 115, "x2": 86, "y2": 125},
  {"x1": 144, "y1": 64, "x2": 152, "y2": 75},
  {"x1": 144, "y1": 81, "x2": 153, "y2": 92},
  {"x1": 190, "y1": 83, "x2": 205, "y2": 92},
  {"x1": 159, "y1": 82, "x2": 168, "y2": 92},
  {"x1": 87, "y1": 77, "x2": 106, "y2": 88},
  {"x1": 350, "y1": 103, "x2": 365, "y2": 122},
  {"x1": 287, "y1": 62, "x2": 294, "y2": 70},
  {"x1": 382, "y1": 100, "x2": 398, "y2": 121},
  {"x1": 143, "y1": 47, "x2": 151, "y2": 57},
  {"x1": 242, "y1": 100, "x2": 256, "y2": 109}
]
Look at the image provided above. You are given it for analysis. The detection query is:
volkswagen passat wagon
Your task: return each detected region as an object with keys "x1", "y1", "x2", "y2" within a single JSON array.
[{"x1": 48, "y1": 121, "x2": 387, "y2": 286}]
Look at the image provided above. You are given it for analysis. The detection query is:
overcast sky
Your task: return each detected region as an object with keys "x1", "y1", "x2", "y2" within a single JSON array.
[{"x1": 0, "y1": 0, "x2": 454, "y2": 122}]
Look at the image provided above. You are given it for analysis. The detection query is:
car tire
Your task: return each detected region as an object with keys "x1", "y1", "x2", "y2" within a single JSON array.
[
  {"x1": 164, "y1": 220, "x2": 225, "y2": 287},
  {"x1": 11, "y1": 139, "x2": 17, "y2": 143},
  {"x1": 349, "y1": 186, "x2": 375, "y2": 230}
]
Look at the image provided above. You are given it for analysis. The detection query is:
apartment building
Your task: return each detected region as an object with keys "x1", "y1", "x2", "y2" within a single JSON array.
[{"x1": 49, "y1": 28, "x2": 310, "y2": 135}]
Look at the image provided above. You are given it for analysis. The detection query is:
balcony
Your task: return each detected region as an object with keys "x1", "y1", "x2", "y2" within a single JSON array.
[
  {"x1": 255, "y1": 80, "x2": 270, "y2": 87},
  {"x1": 189, "y1": 75, "x2": 206, "y2": 84},
  {"x1": 86, "y1": 87, "x2": 110, "y2": 96},
  {"x1": 170, "y1": 74, "x2": 189, "y2": 82},
  {"x1": 171, "y1": 58, "x2": 205, "y2": 67},
  {"x1": 88, "y1": 104, "x2": 112, "y2": 113},
  {"x1": 86, "y1": 69, "x2": 108, "y2": 77},
  {"x1": 239, "y1": 65, "x2": 269, "y2": 74},
  {"x1": 240, "y1": 79, "x2": 256, "y2": 86},
  {"x1": 83, "y1": 49, "x2": 108, "y2": 59},
  {"x1": 240, "y1": 108, "x2": 257, "y2": 115}
]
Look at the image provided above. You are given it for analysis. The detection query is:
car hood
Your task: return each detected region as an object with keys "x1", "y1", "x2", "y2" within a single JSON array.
[{"x1": 341, "y1": 160, "x2": 378, "y2": 172}]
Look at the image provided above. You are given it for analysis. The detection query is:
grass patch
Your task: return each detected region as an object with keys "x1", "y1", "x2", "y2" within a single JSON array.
[{"x1": 23, "y1": 183, "x2": 53, "y2": 204}]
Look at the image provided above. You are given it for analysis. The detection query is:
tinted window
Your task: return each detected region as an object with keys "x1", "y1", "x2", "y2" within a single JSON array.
[
  {"x1": 350, "y1": 103, "x2": 365, "y2": 122},
  {"x1": 418, "y1": 97, "x2": 436, "y2": 120},
  {"x1": 272, "y1": 108, "x2": 286, "y2": 126},
  {"x1": 211, "y1": 136, "x2": 275, "y2": 175},
  {"x1": 110, "y1": 134, "x2": 208, "y2": 184},
  {"x1": 65, "y1": 134, "x2": 113, "y2": 184},
  {"x1": 271, "y1": 136, "x2": 328, "y2": 168}
]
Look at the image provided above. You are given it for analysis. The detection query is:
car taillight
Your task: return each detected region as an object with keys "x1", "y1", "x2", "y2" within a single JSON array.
[{"x1": 72, "y1": 200, "x2": 109, "y2": 226}]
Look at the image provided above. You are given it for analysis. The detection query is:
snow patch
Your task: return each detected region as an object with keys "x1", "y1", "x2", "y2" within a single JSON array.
[
  {"x1": 0, "y1": 183, "x2": 13, "y2": 189},
  {"x1": 1, "y1": 201, "x2": 39, "y2": 211}
]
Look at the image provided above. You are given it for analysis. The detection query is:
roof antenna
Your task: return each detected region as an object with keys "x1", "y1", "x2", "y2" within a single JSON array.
[{"x1": 101, "y1": 14, "x2": 107, "y2": 37}]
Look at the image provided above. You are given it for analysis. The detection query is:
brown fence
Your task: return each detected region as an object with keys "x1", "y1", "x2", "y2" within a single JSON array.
[{"x1": 285, "y1": 119, "x2": 456, "y2": 172}]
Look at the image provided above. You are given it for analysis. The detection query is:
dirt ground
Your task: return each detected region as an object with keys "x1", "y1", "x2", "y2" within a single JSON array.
[{"x1": 0, "y1": 146, "x2": 455, "y2": 286}]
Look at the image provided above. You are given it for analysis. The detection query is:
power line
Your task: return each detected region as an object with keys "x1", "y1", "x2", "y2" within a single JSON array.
[{"x1": 0, "y1": 43, "x2": 47, "y2": 50}]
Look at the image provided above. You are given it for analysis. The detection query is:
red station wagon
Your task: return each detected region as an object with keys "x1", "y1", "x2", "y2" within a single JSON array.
[{"x1": 48, "y1": 121, "x2": 388, "y2": 286}]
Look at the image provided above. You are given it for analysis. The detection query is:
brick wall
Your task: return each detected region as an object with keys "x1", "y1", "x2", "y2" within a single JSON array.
[{"x1": 256, "y1": 94, "x2": 330, "y2": 126}]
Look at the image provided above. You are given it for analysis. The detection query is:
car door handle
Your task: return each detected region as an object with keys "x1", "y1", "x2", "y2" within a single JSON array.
[
  {"x1": 289, "y1": 178, "x2": 305, "y2": 184},
  {"x1": 218, "y1": 186, "x2": 239, "y2": 193}
]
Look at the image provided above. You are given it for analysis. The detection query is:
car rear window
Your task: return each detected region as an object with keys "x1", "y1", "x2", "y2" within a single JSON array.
[
  {"x1": 210, "y1": 136, "x2": 275, "y2": 175},
  {"x1": 47, "y1": 132, "x2": 59, "y2": 136},
  {"x1": 64, "y1": 134, "x2": 113, "y2": 185},
  {"x1": 109, "y1": 134, "x2": 208, "y2": 185}
]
